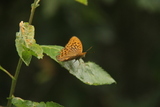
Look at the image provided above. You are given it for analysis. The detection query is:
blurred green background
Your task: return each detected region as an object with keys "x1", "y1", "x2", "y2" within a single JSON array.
[{"x1": 0, "y1": 0, "x2": 160, "y2": 107}]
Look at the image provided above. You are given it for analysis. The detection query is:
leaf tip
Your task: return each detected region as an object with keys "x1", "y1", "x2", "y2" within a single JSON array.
[{"x1": 75, "y1": 0, "x2": 88, "y2": 5}]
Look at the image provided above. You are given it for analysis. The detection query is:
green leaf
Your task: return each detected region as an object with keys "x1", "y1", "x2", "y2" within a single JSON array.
[
  {"x1": 27, "y1": 43, "x2": 44, "y2": 59},
  {"x1": 75, "y1": 0, "x2": 88, "y2": 5},
  {"x1": 15, "y1": 21, "x2": 43, "y2": 66},
  {"x1": 46, "y1": 102, "x2": 63, "y2": 107},
  {"x1": 41, "y1": 45, "x2": 62, "y2": 61},
  {"x1": 12, "y1": 97, "x2": 63, "y2": 107},
  {"x1": 41, "y1": 45, "x2": 116, "y2": 85},
  {"x1": 64, "y1": 60, "x2": 116, "y2": 85}
]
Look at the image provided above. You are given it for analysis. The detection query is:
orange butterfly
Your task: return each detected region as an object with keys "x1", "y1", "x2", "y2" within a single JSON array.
[{"x1": 56, "y1": 36, "x2": 86, "y2": 61}]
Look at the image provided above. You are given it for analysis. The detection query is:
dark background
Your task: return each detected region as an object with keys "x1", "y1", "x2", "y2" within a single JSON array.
[{"x1": 0, "y1": 0, "x2": 160, "y2": 107}]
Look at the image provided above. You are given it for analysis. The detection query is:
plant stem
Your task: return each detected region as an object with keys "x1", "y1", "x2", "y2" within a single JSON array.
[
  {"x1": 29, "y1": 0, "x2": 40, "y2": 24},
  {"x1": 6, "y1": 1, "x2": 40, "y2": 107},
  {"x1": 7, "y1": 59, "x2": 22, "y2": 107},
  {"x1": 29, "y1": 5, "x2": 35, "y2": 24},
  {"x1": 0, "y1": 66, "x2": 14, "y2": 80}
]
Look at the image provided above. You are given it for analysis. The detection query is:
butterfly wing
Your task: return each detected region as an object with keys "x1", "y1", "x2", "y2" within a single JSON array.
[{"x1": 57, "y1": 36, "x2": 85, "y2": 61}]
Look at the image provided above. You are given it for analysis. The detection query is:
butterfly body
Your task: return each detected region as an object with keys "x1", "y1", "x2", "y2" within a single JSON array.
[{"x1": 56, "y1": 36, "x2": 86, "y2": 62}]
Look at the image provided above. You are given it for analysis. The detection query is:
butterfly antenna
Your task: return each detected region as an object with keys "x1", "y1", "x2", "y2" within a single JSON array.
[{"x1": 86, "y1": 46, "x2": 92, "y2": 52}]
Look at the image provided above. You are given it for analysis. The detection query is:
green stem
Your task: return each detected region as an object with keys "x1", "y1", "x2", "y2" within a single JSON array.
[
  {"x1": 29, "y1": 5, "x2": 35, "y2": 24},
  {"x1": 6, "y1": 0, "x2": 40, "y2": 107},
  {"x1": 7, "y1": 59, "x2": 22, "y2": 107},
  {"x1": 0, "y1": 66, "x2": 14, "y2": 80},
  {"x1": 29, "y1": 0, "x2": 40, "y2": 24}
]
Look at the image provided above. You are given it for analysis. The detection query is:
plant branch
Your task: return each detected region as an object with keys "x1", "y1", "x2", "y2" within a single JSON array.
[
  {"x1": 7, "y1": 0, "x2": 40, "y2": 107},
  {"x1": 0, "y1": 65, "x2": 14, "y2": 80},
  {"x1": 7, "y1": 59, "x2": 22, "y2": 107},
  {"x1": 29, "y1": 0, "x2": 40, "y2": 24}
]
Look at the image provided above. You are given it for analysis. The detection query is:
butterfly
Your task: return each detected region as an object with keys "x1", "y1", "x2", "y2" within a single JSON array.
[{"x1": 56, "y1": 36, "x2": 87, "y2": 62}]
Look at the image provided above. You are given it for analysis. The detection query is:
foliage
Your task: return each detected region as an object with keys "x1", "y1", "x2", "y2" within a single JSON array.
[
  {"x1": 42, "y1": 45, "x2": 116, "y2": 85},
  {"x1": 75, "y1": 0, "x2": 88, "y2": 5},
  {"x1": 0, "y1": 0, "x2": 117, "y2": 107},
  {"x1": 12, "y1": 97, "x2": 63, "y2": 107},
  {"x1": 15, "y1": 21, "x2": 43, "y2": 66}
]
